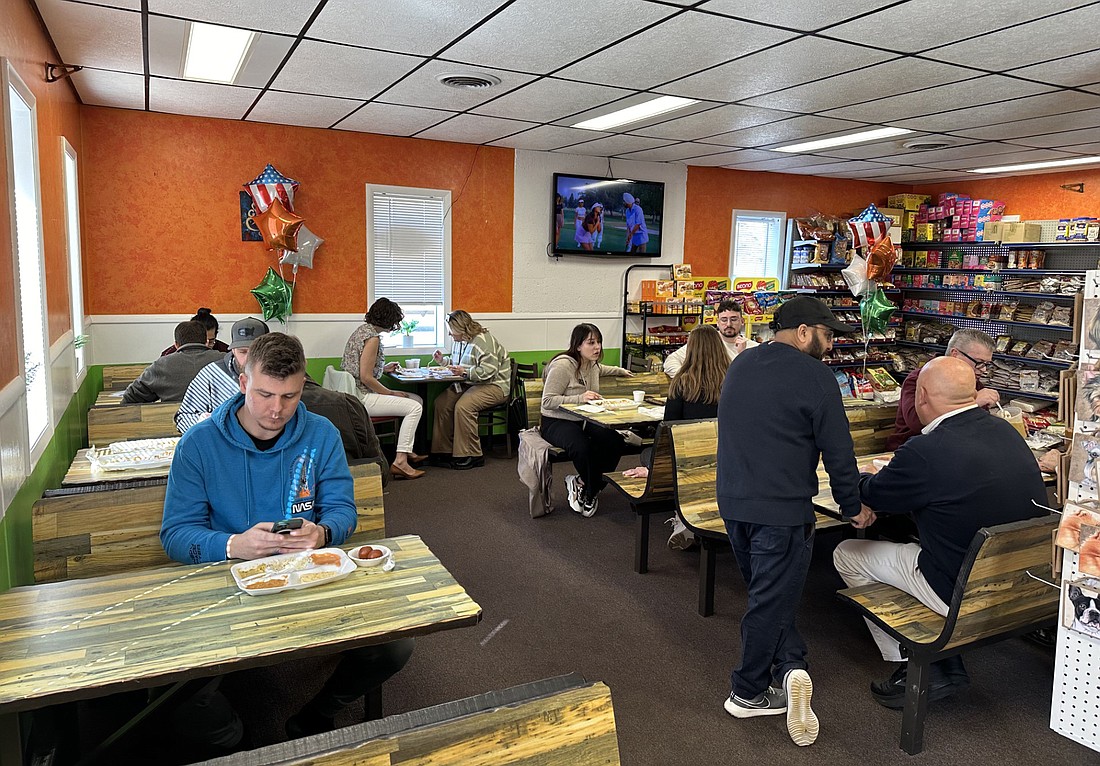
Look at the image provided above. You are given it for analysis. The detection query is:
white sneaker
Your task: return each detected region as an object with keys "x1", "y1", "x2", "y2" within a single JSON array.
[
  {"x1": 666, "y1": 516, "x2": 696, "y2": 550},
  {"x1": 564, "y1": 475, "x2": 585, "y2": 514},
  {"x1": 784, "y1": 669, "x2": 818, "y2": 746}
]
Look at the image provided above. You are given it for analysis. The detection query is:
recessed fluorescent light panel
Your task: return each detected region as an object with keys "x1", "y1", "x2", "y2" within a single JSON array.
[
  {"x1": 775, "y1": 127, "x2": 913, "y2": 153},
  {"x1": 572, "y1": 96, "x2": 698, "y2": 131},
  {"x1": 969, "y1": 156, "x2": 1100, "y2": 174},
  {"x1": 183, "y1": 23, "x2": 256, "y2": 84}
]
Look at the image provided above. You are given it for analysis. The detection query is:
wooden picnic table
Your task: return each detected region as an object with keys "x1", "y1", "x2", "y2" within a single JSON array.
[
  {"x1": 812, "y1": 451, "x2": 894, "y2": 517},
  {"x1": 558, "y1": 401, "x2": 664, "y2": 430},
  {"x1": 60, "y1": 447, "x2": 173, "y2": 488},
  {"x1": 0, "y1": 535, "x2": 481, "y2": 719},
  {"x1": 94, "y1": 390, "x2": 128, "y2": 407}
]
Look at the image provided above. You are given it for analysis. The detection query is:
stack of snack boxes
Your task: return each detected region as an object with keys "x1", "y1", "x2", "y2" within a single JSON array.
[{"x1": 911, "y1": 193, "x2": 1005, "y2": 242}]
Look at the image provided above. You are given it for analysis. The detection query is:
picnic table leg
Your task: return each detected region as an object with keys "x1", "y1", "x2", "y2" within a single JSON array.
[
  {"x1": 900, "y1": 657, "x2": 930, "y2": 754},
  {"x1": 0, "y1": 713, "x2": 22, "y2": 766},
  {"x1": 365, "y1": 688, "x2": 383, "y2": 721},
  {"x1": 699, "y1": 540, "x2": 716, "y2": 617},
  {"x1": 634, "y1": 508, "x2": 650, "y2": 574}
]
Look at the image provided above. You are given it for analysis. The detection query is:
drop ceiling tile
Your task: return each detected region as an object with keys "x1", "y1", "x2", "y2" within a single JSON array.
[
  {"x1": 69, "y1": 69, "x2": 145, "y2": 109},
  {"x1": 615, "y1": 143, "x2": 730, "y2": 162},
  {"x1": 149, "y1": 78, "x2": 259, "y2": 119},
  {"x1": 490, "y1": 125, "x2": 612, "y2": 151},
  {"x1": 954, "y1": 108, "x2": 1100, "y2": 140},
  {"x1": 442, "y1": 0, "x2": 677, "y2": 75},
  {"x1": 85, "y1": 0, "x2": 141, "y2": 9},
  {"x1": 723, "y1": 155, "x2": 843, "y2": 171},
  {"x1": 685, "y1": 151, "x2": 757, "y2": 167},
  {"x1": 780, "y1": 160, "x2": 897, "y2": 175},
  {"x1": 336, "y1": 102, "x2": 456, "y2": 136},
  {"x1": 628, "y1": 104, "x2": 794, "y2": 141},
  {"x1": 415, "y1": 114, "x2": 534, "y2": 144},
  {"x1": 246, "y1": 91, "x2": 362, "y2": 128},
  {"x1": 828, "y1": 141, "x2": 1024, "y2": 164},
  {"x1": 894, "y1": 90, "x2": 1100, "y2": 132},
  {"x1": 742, "y1": 57, "x2": 975, "y2": 113},
  {"x1": 809, "y1": 134, "x2": 949, "y2": 160},
  {"x1": 473, "y1": 78, "x2": 632, "y2": 123},
  {"x1": 863, "y1": 169, "x2": 973, "y2": 182},
  {"x1": 1052, "y1": 142, "x2": 1100, "y2": 154},
  {"x1": 698, "y1": 116, "x2": 869, "y2": 149},
  {"x1": 555, "y1": 134, "x2": 678, "y2": 157},
  {"x1": 656, "y1": 36, "x2": 894, "y2": 102},
  {"x1": 555, "y1": 12, "x2": 796, "y2": 91},
  {"x1": 919, "y1": 148, "x2": 1079, "y2": 170},
  {"x1": 373, "y1": 60, "x2": 533, "y2": 112},
  {"x1": 699, "y1": 0, "x2": 889, "y2": 31},
  {"x1": 147, "y1": 0, "x2": 315, "y2": 34},
  {"x1": 1011, "y1": 126, "x2": 1100, "y2": 149},
  {"x1": 36, "y1": 0, "x2": 143, "y2": 74},
  {"x1": 822, "y1": 75, "x2": 1051, "y2": 123},
  {"x1": 308, "y1": 0, "x2": 502, "y2": 56},
  {"x1": 1011, "y1": 50, "x2": 1100, "y2": 88},
  {"x1": 819, "y1": 0, "x2": 1078, "y2": 53},
  {"x1": 272, "y1": 41, "x2": 422, "y2": 100}
]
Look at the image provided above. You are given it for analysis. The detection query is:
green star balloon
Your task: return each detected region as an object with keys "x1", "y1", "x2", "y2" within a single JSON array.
[
  {"x1": 860, "y1": 286, "x2": 896, "y2": 335},
  {"x1": 250, "y1": 267, "x2": 294, "y2": 323}
]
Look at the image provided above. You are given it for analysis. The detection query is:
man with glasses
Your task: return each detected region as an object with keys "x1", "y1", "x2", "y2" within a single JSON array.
[
  {"x1": 664, "y1": 299, "x2": 757, "y2": 377},
  {"x1": 716, "y1": 296, "x2": 873, "y2": 747},
  {"x1": 886, "y1": 328, "x2": 999, "y2": 451}
]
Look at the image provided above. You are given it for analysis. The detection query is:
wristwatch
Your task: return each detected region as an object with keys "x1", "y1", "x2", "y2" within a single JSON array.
[{"x1": 319, "y1": 524, "x2": 332, "y2": 546}]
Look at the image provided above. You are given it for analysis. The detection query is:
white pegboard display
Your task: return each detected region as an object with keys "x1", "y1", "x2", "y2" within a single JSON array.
[{"x1": 1052, "y1": 549, "x2": 1100, "y2": 750}]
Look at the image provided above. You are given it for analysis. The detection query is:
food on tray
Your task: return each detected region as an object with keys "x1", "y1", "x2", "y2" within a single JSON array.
[
  {"x1": 309, "y1": 552, "x2": 342, "y2": 567},
  {"x1": 235, "y1": 563, "x2": 268, "y2": 580},
  {"x1": 299, "y1": 569, "x2": 340, "y2": 583},
  {"x1": 245, "y1": 576, "x2": 288, "y2": 590}
]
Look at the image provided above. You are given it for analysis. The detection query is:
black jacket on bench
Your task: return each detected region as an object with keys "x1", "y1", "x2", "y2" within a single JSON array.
[
  {"x1": 717, "y1": 341, "x2": 861, "y2": 526},
  {"x1": 859, "y1": 407, "x2": 1047, "y2": 604}
]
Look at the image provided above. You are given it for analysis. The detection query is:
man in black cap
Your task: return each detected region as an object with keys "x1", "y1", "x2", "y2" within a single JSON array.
[
  {"x1": 717, "y1": 296, "x2": 873, "y2": 747},
  {"x1": 176, "y1": 317, "x2": 270, "y2": 433}
]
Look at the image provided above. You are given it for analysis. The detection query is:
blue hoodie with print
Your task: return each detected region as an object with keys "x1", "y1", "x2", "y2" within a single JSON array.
[{"x1": 161, "y1": 391, "x2": 357, "y2": 564}]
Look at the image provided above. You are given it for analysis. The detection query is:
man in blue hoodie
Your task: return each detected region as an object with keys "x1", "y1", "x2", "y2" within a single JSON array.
[{"x1": 162, "y1": 332, "x2": 413, "y2": 753}]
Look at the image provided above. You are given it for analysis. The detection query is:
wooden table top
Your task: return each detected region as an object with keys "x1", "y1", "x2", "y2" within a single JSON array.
[
  {"x1": 0, "y1": 535, "x2": 481, "y2": 714},
  {"x1": 61, "y1": 448, "x2": 172, "y2": 487},
  {"x1": 812, "y1": 452, "x2": 894, "y2": 516},
  {"x1": 558, "y1": 401, "x2": 664, "y2": 429},
  {"x1": 94, "y1": 391, "x2": 128, "y2": 407}
]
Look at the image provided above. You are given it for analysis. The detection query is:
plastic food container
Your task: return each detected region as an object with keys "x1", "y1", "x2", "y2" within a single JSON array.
[
  {"x1": 348, "y1": 543, "x2": 394, "y2": 569},
  {"x1": 231, "y1": 548, "x2": 356, "y2": 595}
]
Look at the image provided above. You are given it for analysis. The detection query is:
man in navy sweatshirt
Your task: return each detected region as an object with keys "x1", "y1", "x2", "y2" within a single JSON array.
[
  {"x1": 717, "y1": 296, "x2": 872, "y2": 747},
  {"x1": 834, "y1": 356, "x2": 1046, "y2": 708}
]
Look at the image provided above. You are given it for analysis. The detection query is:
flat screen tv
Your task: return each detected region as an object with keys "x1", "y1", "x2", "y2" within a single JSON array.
[{"x1": 551, "y1": 173, "x2": 664, "y2": 258}]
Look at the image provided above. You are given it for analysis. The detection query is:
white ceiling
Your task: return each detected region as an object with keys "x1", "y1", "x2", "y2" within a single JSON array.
[{"x1": 36, "y1": 0, "x2": 1100, "y2": 182}]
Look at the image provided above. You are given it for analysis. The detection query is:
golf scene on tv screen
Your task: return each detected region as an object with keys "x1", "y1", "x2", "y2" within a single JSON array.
[{"x1": 552, "y1": 174, "x2": 664, "y2": 258}]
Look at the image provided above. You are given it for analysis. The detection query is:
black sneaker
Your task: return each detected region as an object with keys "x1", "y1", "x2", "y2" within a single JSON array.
[
  {"x1": 870, "y1": 660, "x2": 967, "y2": 709},
  {"x1": 723, "y1": 687, "x2": 786, "y2": 718},
  {"x1": 452, "y1": 456, "x2": 485, "y2": 470},
  {"x1": 579, "y1": 493, "x2": 599, "y2": 517}
]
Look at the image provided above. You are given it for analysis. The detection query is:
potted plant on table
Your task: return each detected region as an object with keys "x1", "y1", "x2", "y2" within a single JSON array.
[{"x1": 399, "y1": 319, "x2": 418, "y2": 347}]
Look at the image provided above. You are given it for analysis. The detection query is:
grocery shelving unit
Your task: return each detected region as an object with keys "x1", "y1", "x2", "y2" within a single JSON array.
[{"x1": 892, "y1": 240, "x2": 1093, "y2": 403}]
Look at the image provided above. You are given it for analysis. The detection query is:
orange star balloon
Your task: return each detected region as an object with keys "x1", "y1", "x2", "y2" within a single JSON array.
[
  {"x1": 865, "y1": 236, "x2": 897, "y2": 282},
  {"x1": 255, "y1": 198, "x2": 304, "y2": 252}
]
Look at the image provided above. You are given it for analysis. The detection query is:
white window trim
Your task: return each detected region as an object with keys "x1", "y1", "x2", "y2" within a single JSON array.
[
  {"x1": 61, "y1": 137, "x2": 87, "y2": 387},
  {"x1": 3, "y1": 59, "x2": 54, "y2": 467},
  {"x1": 729, "y1": 209, "x2": 787, "y2": 281},
  {"x1": 365, "y1": 183, "x2": 452, "y2": 352}
]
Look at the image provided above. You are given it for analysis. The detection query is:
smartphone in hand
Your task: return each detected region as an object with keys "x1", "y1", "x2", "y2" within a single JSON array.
[{"x1": 271, "y1": 518, "x2": 304, "y2": 535}]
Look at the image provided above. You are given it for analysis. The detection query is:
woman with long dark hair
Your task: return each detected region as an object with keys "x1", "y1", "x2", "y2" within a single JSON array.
[
  {"x1": 539, "y1": 323, "x2": 632, "y2": 517},
  {"x1": 342, "y1": 298, "x2": 426, "y2": 480}
]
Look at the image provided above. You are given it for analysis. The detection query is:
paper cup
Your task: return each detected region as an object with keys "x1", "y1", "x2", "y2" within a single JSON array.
[
  {"x1": 405, "y1": 358, "x2": 420, "y2": 369},
  {"x1": 633, "y1": 390, "x2": 646, "y2": 403}
]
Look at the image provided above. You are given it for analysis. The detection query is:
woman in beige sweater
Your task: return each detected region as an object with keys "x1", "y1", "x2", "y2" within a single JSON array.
[{"x1": 540, "y1": 323, "x2": 632, "y2": 517}]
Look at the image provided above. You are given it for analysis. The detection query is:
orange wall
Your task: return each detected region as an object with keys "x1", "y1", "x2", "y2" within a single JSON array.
[
  {"x1": 79, "y1": 108, "x2": 514, "y2": 317},
  {"x1": 0, "y1": 0, "x2": 82, "y2": 381},
  {"x1": 918, "y1": 167, "x2": 1100, "y2": 219},
  {"x1": 683, "y1": 166, "x2": 909, "y2": 275}
]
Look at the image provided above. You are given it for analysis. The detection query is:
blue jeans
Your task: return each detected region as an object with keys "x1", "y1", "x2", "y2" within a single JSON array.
[{"x1": 724, "y1": 520, "x2": 815, "y2": 699}]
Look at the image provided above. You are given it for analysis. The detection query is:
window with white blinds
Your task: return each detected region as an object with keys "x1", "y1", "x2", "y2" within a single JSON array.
[
  {"x1": 367, "y1": 185, "x2": 451, "y2": 349},
  {"x1": 730, "y1": 210, "x2": 786, "y2": 279}
]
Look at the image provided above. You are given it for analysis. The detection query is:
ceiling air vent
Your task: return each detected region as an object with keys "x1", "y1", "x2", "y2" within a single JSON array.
[
  {"x1": 437, "y1": 73, "x2": 501, "y2": 90},
  {"x1": 901, "y1": 138, "x2": 956, "y2": 151}
]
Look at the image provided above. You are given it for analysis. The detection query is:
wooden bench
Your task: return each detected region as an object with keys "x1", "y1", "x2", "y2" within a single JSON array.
[
  {"x1": 837, "y1": 514, "x2": 1058, "y2": 754},
  {"x1": 846, "y1": 399, "x2": 899, "y2": 456},
  {"x1": 32, "y1": 462, "x2": 386, "y2": 583},
  {"x1": 87, "y1": 402, "x2": 180, "y2": 444},
  {"x1": 100, "y1": 363, "x2": 150, "y2": 391},
  {"x1": 667, "y1": 419, "x2": 847, "y2": 617},
  {"x1": 207, "y1": 673, "x2": 620, "y2": 766},
  {"x1": 522, "y1": 370, "x2": 670, "y2": 430},
  {"x1": 603, "y1": 423, "x2": 677, "y2": 574}
]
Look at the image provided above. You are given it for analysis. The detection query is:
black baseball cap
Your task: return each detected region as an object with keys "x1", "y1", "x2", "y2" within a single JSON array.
[
  {"x1": 771, "y1": 296, "x2": 855, "y2": 334},
  {"x1": 228, "y1": 317, "x2": 270, "y2": 350}
]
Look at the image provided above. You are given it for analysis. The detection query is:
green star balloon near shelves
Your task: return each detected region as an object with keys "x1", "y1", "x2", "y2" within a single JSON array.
[
  {"x1": 251, "y1": 267, "x2": 294, "y2": 323},
  {"x1": 860, "y1": 286, "x2": 896, "y2": 334}
]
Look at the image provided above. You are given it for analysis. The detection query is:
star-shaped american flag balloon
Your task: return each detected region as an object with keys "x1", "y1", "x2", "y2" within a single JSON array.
[
  {"x1": 847, "y1": 203, "x2": 890, "y2": 251},
  {"x1": 244, "y1": 164, "x2": 300, "y2": 213}
]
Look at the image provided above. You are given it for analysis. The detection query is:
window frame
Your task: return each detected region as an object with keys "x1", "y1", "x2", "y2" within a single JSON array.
[
  {"x1": 728, "y1": 209, "x2": 787, "y2": 282},
  {"x1": 365, "y1": 183, "x2": 452, "y2": 351},
  {"x1": 61, "y1": 137, "x2": 87, "y2": 383},
  {"x1": 3, "y1": 59, "x2": 55, "y2": 466}
]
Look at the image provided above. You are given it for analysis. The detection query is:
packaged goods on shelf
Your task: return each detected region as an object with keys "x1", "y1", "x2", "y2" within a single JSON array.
[
  {"x1": 655, "y1": 280, "x2": 675, "y2": 299},
  {"x1": 673, "y1": 263, "x2": 692, "y2": 278},
  {"x1": 732, "y1": 276, "x2": 780, "y2": 292},
  {"x1": 888, "y1": 194, "x2": 931, "y2": 210}
]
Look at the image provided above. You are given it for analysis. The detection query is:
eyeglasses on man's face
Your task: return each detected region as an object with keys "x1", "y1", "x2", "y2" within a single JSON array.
[
  {"x1": 810, "y1": 325, "x2": 835, "y2": 342},
  {"x1": 956, "y1": 347, "x2": 992, "y2": 371}
]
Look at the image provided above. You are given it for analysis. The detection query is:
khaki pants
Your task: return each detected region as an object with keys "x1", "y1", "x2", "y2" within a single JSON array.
[{"x1": 431, "y1": 384, "x2": 507, "y2": 458}]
